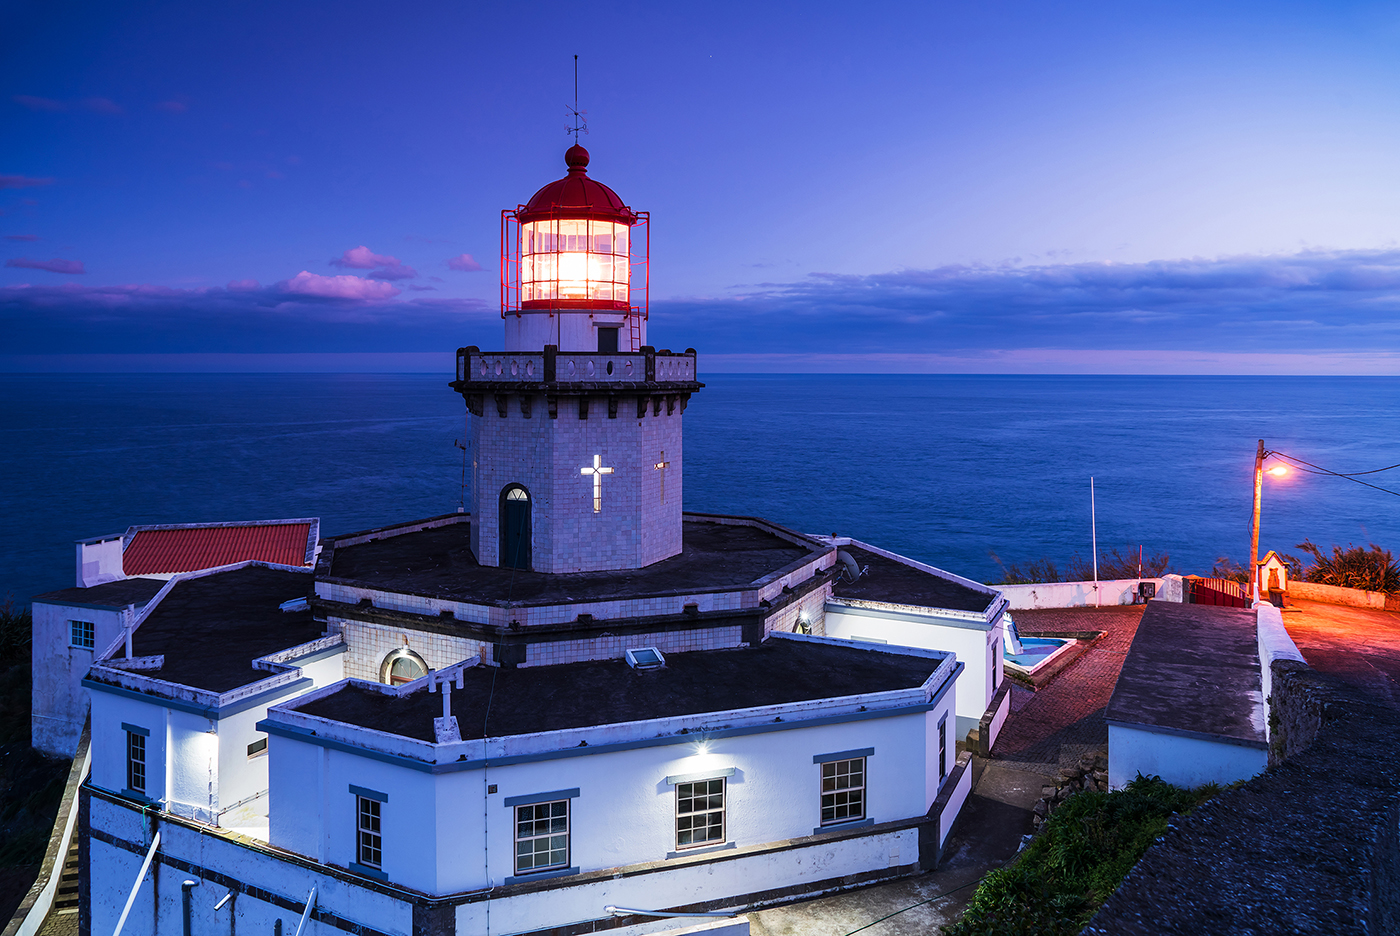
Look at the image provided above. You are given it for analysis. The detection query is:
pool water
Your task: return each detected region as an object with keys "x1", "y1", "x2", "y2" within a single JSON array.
[{"x1": 1004, "y1": 636, "x2": 1073, "y2": 672}]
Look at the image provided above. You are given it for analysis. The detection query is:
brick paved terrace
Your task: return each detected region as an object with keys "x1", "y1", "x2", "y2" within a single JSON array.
[{"x1": 991, "y1": 605, "x2": 1145, "y2": 776}]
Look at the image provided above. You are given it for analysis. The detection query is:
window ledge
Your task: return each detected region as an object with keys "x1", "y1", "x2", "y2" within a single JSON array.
[
  {"x1": 505, "y1": 866, "x2": 578, "y2": 885},
  {"x1": 349, "y1": 861, "x2": 388, "y2": 882},
  {"x1": 666, "y1": 841, "x2": 736, "y2": 860},
  {"x1": 814, "y1": 818, "x2": 873, "y2": 836}
]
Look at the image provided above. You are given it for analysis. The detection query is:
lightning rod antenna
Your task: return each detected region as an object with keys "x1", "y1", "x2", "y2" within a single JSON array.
[{"x1": 567, "y1": 54, "x2": 588, "y2": 142}]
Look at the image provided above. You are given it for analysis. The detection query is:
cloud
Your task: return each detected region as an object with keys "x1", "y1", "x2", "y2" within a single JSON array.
[
  {"x1": 281, "y1": 271, "x2": 401, "y2": 300},
  {"x1": 0, "y1": 175, "x2": 54, "y2": 190},
  {"x1": 447, "y1": 253, "x2": 483, "y2": 272},
  {"x1": 331, "y1": 245, "x2": 416, "y2": 281},
  {"x1": 6, "y1": 257, "x2": 85, "y2": 274},
  {"x1": 646, "y1": 248, "x2": 1400, "y2": 357},
  {"x1": 4, "y1": 234, "x2": 39, "y2": 241},
  {"x1": 0, "y1": 279, "x2": 492, "y2": 354},
  {"x1": 82, "y1": 97, "x2": 123, "y2": 115},
  {"x1": 155, "y1": 100, "x2": 188, "y2": 114},
  {"x1": 12, "y1": 95, "x2": 65, "y2": 112},
  {"x1": 407, "y1": 284, "x2": 438, "y2": 291}
]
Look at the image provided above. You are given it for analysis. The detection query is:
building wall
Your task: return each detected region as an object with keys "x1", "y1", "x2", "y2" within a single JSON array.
[
  {"x1": 31, "y1": 600, "x2": 134, "y2": 757},
  {"x1": 824, "y1": 603, "x2": 1000, "y2": 739},
  {"x1": 267, "y1": 707, "x2": 949, "y2": 898},
  {"x1": 504, "y1": 309, "x2": 645, "y2": 352},
  {"x1": 1107, "y1": 724, "x2": 1268, "y2": 790},
  {"x1": 336, "y1": 618, "x2": 488, "y2": 683},
  {"x1": 469, "y1": 392, "x2": 684, "y2": 573}
]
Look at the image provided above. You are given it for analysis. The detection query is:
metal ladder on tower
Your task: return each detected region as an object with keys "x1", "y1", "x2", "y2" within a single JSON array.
[{"x1": 628, "y1": 310, "x2": 641, "y2": 351}]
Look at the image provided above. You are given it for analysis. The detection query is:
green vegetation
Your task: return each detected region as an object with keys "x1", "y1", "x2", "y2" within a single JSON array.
[
  {"x1": 0, "y1": 599, "x2": 71, "y2": 924},
  {"x1": 1297, "y1": 540, "x2": 1400, "y2": 593},
  {"x1": 990, "y1": 548, "x2": 1172, "y2": 585},
  {"x1": 942, "y1": 775, "x2": 1218, "y2": 936}
]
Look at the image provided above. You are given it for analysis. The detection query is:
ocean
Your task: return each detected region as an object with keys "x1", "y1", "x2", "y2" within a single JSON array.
[{"x1": 3, "y1": 373, "x2": 1399, "y2": 604}]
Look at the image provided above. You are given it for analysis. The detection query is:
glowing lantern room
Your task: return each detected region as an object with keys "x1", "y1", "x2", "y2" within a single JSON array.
[{"x1": 501, "y1": 145, "x2": 649, "y2": 352}]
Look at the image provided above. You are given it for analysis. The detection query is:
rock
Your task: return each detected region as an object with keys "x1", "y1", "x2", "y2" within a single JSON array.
[
  {"x1": 1059, "y1": 767, "x2": 1080, "y2": 779},
  {"x1": 1094, "y1": 754, "x2": 1109, "y2": 770},
  {"x1": 1033, "y1": 800, "x2": 1049, "y2": 817},
  {"x1": 1094, "y1": 770, "x2": 1109, "y2": 783},
  {"x1": 1041, "y1": 785, "x2": 1056, "y2": 798}
]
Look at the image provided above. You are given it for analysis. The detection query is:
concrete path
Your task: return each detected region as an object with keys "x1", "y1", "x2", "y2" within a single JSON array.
[
  {"x1": 748, "y1": 761, "x2": 1042, "y2": 936},
  {"x1": 1282, "y1": 598, "x2": 1400, "y2": 708}
]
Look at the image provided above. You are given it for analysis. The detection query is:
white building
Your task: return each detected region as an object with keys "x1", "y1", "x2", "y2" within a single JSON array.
[
  {"x1": 69, "y1": 143, "x2": 1010, "y2": 936},
  {"x1": 32, "y1": 518, "x2": 318, "y2": 757}
]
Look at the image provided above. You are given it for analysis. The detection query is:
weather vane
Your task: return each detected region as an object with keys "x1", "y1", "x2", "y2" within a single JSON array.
[{"x1": 566, "y1": 54, "x2": 588, "y2": 142}]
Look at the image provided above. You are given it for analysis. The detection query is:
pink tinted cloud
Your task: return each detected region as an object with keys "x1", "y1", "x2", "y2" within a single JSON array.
[
  {"x1": 5, "y1": 234, "x2": 39, "y2": 241},
  {"x1": 281, "y1": 271, "x2": 400, "y2": 300},
  {"x1": 226, "y1": 279, "x2": 259, "y2": 291},
  {"x1": 332, "y1": 246, "x2": 399, "y2": 269},
  {"x1": 447, "y1": 253, "x2": 483, "y2": 272},
  {"x1": 12, "y1": 95, "x2": 65, "y2": 112},
  {"x1": 82, "y1": 97, "x2": 123, "y2": 115},
  {"x1": 6, "y1": 257, "x2": 85, "y2": 274},
  {"x1": 332, "y1": 245, "x2": 416, "y2": 281},
  {"x1": 0, "y1": 175, "x2": 55, "y2": 190}
]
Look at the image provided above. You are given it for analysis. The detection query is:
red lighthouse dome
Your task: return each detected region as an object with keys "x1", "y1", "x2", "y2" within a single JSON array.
[
  {"x1": 517, "y1": 145, "x2": 635, "y2": 225},
  {"x1": 502, "y1": 146, "x2": 649, "y2": 327}
]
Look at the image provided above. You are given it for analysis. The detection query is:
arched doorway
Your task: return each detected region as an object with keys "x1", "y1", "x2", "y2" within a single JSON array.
[
  {"x1": 500, "y1": 484, "x2": 532, "y2": 570},
  {"x1": 379, "y1": 647, "x2": 428, "y2": 686}
]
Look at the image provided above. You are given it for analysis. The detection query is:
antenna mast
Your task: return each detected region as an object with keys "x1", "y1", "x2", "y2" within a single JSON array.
[{"x1": 566, "y1": 54, "x2": 588, "y2": 142}]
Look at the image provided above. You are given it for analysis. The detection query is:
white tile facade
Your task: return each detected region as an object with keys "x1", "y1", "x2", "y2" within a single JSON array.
[{"x1": 469, "y1": 392, "x2": 685, "y2": 573}]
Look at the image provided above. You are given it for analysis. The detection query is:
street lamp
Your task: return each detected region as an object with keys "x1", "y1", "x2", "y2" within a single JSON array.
[{"x1": 1249, "y1": 440, "x2": 1289, "y2": 604}]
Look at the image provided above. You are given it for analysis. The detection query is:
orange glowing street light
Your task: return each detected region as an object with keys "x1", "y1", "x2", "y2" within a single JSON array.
[{"x1": 1250, "y1": 440, "x2": 1290, "y2": 603}]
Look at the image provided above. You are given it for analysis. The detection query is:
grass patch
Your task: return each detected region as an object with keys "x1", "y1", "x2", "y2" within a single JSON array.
[{"x1": 942, "y1": 775, "x2": 1218, "y2": 936}]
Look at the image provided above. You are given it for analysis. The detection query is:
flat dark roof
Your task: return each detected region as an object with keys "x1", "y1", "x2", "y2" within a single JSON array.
[
  {"x1": 833, "y1": 546, "x2": 995, "y2": 615},
  {"x1": 105, "y1": 566, "x2": 322, "y2": 694},
  {"x1": 323, "y1": 516, "x2": 822, "y2": 605},
  {"x1": 292, "y1": 639, "x2": 943, "y2": 743},
  {"x1": 34, "y1": 577, "x2": 167, "y2": 609},
  {"x1": 1105, "y1": 601, "x2": 1264, "y2": 746}
]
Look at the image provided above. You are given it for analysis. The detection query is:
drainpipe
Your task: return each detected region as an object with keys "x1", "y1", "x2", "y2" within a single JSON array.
[
  {"x1": 112, "y1": 830, "x2": 160, "y2": 936},
  {"x1": 181, "y1": 880, "x2": 200, "y2": 936}
]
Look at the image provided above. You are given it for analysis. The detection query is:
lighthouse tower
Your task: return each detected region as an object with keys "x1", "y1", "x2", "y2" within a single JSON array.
[{"x1": 453, "y1": 146, "x2": 702, "y2": 573}]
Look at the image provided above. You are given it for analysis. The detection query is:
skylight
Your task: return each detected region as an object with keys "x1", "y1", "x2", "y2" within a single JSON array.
[{"x1": 625, "y1": 647, "x2": 665, "y2": 670}]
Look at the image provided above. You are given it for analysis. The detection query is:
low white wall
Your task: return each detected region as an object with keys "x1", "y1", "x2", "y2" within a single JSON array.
[
  {"x1": 1107, "y1": 724, "x2": 1267, "y2": 790},
  {"x1": 1288, "y1": 581, "x2": 1393, "y2": 610},
  {"x1": 937, "y1": 756, "x2": 973, "y2": 850},
  {"x1": 1256, "y1": 603, "x2": 1306, "y2": 742},
  {"x1": 984, "y1": 685, "x2": 1011, "y2": 751},
  {"x1": 998, "y1": 577, "x2": 1173, "y2": 610}
]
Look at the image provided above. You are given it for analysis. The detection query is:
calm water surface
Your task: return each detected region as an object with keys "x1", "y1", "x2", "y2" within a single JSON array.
[{"x1": 3, "y1": 373, "x2": 1398, "y2": 603}]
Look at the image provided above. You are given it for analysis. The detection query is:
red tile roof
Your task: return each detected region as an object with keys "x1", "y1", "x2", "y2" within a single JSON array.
[{"x1": 123, "y1": 522, "x2": 315, "y2": 575}]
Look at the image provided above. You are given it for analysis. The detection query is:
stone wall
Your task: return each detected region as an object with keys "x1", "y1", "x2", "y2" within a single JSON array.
[{"x1": 1083, "y1": 659, "x2": 1400, "y2": 934}]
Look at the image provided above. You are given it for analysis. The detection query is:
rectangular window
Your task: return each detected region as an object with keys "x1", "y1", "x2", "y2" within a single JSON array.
[
  {"x1": 938, "y1": 715, "x2": 948, "y2": 781},
  {"x1": 514, "y1": 800, "x2": 569, "y2": 874},
  {"x1": 357, "y1": 796, "x2": 382, "y2": 869},
  {"x1": 246, "y1": 737, "x2": 268, "y2": 759},
  {"x1": 70, "y1": 620, "x2": 95, "y2": 649},
  {"x1": 820, "y1": 757, "x2": 866, "y2": 825},
  {"x1": 676, "y1": 778, "x2": 725, "y2": 849},
  {"x1": 126, "y1": 731, "x2": 146, "y2": 794}
]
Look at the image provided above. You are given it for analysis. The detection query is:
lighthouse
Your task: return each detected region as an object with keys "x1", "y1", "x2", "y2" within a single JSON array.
[{"x1": 452, "y1": 145, "x2": 702, "y2": 573}]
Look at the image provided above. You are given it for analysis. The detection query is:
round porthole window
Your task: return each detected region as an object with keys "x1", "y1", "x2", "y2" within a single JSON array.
[{"x1": 379, "y1": 647, "x2": 429, "y2": 686}]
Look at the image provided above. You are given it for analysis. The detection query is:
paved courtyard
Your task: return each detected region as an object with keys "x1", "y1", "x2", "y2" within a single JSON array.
[
  {"x1": 1282, "y1": 598, "x2": 1400, "y2": 707},
  {"x1": 991, "y1": 605, "x2": 1145, "y2": 776}
]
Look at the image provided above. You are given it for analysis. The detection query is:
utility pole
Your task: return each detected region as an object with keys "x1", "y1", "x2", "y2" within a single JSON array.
[{"x1": 1250, "y1": 439, "x2": 1265, "y2": 604}]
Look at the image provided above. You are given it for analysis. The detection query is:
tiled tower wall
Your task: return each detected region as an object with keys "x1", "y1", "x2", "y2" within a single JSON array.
[{"x1": 470, "y1": 392, "x2": 684, "y2": 573}]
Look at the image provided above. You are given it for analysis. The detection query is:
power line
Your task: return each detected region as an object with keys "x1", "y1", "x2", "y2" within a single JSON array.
[{"x1": 1269, "y1": 450, "x2": 1400, "y2": 498}]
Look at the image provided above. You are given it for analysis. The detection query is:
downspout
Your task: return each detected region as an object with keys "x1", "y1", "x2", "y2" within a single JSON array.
[{"x1": 181, "y1": 880, "x2": 200, "y2": 936}]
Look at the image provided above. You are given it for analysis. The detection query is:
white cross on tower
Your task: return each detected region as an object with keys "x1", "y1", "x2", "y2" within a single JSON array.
[
  {"x1": 653, "y1": 451, "x2": 670, "y2": 503},
  {"x1": 581, "y1": 454, "x2": 614, "y2": 513}
]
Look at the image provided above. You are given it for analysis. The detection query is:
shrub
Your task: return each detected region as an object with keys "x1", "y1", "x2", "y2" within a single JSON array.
[
  {"x1": 990, "y1": 549, "x2": 1172, "y2": 585},
  {"x1": 1296, "y1": 540, "x2": 1400, "y2": 593},
  {"x1": 0, "y1": 598, "x2": 29, "y2": 669},
  {"x1": 942, "y1": 775, "x2": 1216, "y2": 936}
]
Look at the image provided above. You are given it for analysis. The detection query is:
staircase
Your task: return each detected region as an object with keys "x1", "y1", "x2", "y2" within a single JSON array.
[{"x1": 51, "y1": 838, "x2": 80, "y2": 916}]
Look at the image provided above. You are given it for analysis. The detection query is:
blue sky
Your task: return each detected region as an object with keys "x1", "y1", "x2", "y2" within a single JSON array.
[{"x1": 4, "y1": 1, "x2": 1400, "y2": 372}]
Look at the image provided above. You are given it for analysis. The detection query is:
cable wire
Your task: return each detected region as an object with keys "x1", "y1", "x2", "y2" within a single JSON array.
[
  {"x1": 1269, "y1": 451, "x2": 1400, "y2": 498},
  {"x1": 840, "y1": 878, "x2": 982, "y2": 936}
]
